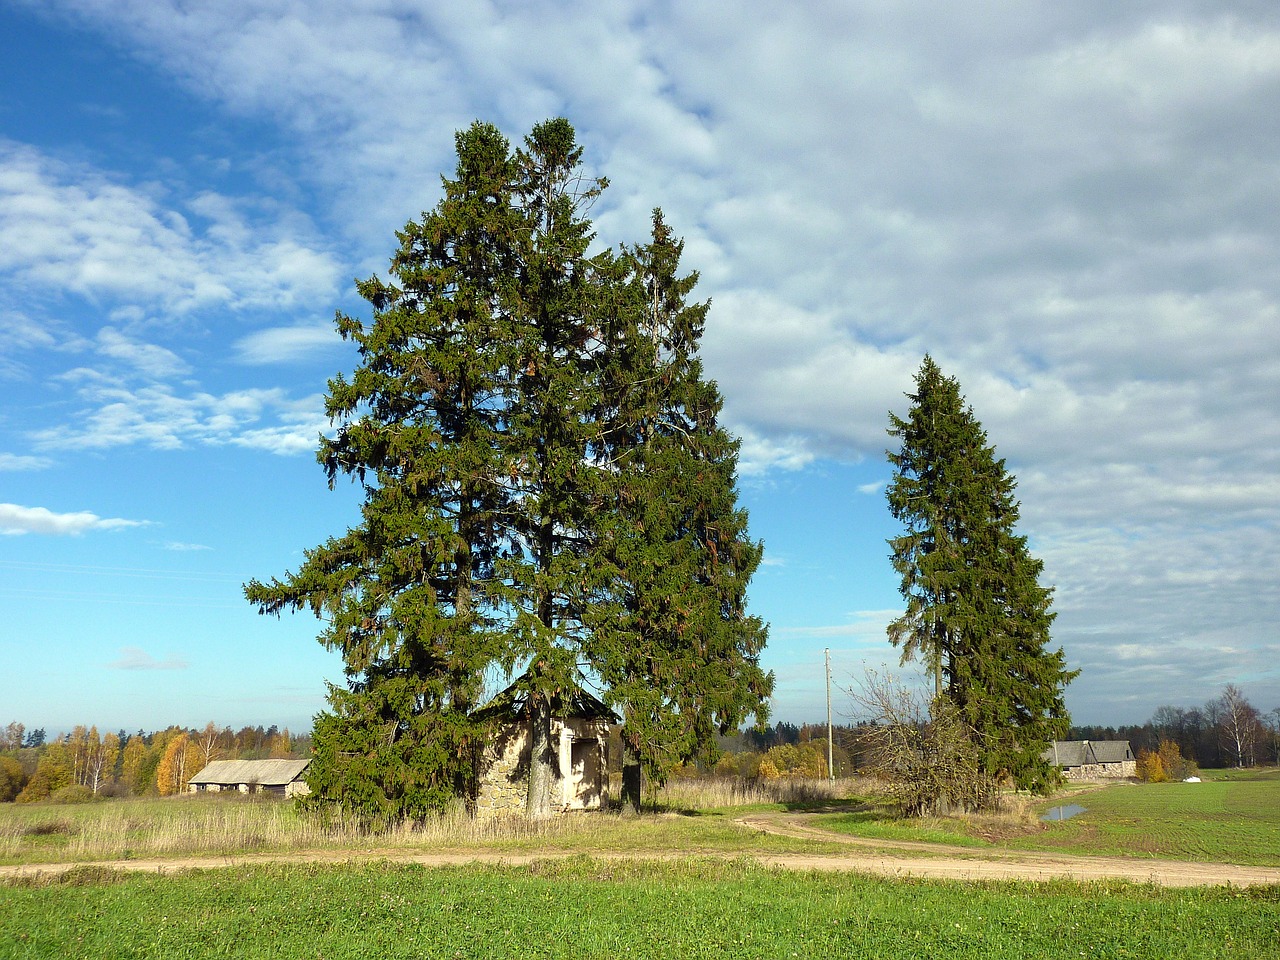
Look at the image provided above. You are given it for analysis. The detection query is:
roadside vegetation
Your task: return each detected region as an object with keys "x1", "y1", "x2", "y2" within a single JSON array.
[{"x1": 0, "y1": 778, "x2": 855, "y2": 867}]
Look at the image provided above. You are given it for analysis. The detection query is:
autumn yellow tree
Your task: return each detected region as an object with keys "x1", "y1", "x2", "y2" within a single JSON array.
[
  {"x1": 1135, "y1": 748, "x2": 1167, "y2": 782},
  {"x1": 1137, "y1": 740, "x2": 1198, "y2": 782},
  {"x1": 84, "y1": 728, "x2": 120, "y2": 795},
  {"x1": 121, "y1": 736, "x2": 149, "y2": 796},
  {"x1": 156, "y1": 734, "x2": 200, "y2": 796},
  {"x1": 16, "y1": 741, "x2": 72, "y2": 802},
  {"x1": 267, "y1": 728, "x2": 292, "y2": 758},
  {"x1": 0, "y1": 756, "x2": 27, "y2": 802}
]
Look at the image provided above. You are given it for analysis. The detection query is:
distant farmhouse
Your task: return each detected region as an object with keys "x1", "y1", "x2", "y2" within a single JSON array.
[
  {"x1": 1043, "y1": 740, "x2": 1136, "y2": 780},
  {"x1": 471, "y1": 679, "x2": 617, "y2": 818},
  {"x1": 188, "y1": 759, "x2": 311, "y2": 797}
]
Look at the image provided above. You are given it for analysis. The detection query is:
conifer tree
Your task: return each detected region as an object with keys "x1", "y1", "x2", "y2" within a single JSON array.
[
  {"x1": 494, "y1": 119, "x2": 615, "y2": 817},
  {"x1": 587, "y1": 211, "x2": 772, "y2": 807},
  {"x1": 245, "y1": 121, "x2": 523, "y2": 821},
  {"x1": 886, "y1": 356, "x2": 1076, "y2": 793},
  {"x1": 247, "y1": 119, "x2": 771, "y2": 822}
]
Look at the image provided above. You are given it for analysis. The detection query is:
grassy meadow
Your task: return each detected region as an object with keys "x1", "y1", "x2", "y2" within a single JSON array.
[
  {"x1": 812, "y1": 768, "x2": 1280, "y2": 865},
  {"x1": 3, "y1": 858, "x2": 1278, "y2": 959},
  {"x1": 2, "y1": 773, "x2": 1279, "y2": 959}
]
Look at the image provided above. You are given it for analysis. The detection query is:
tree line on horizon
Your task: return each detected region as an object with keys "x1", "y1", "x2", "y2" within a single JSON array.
[
  {"x1": 1071, "y1": 684, "x2": 1280, "y2": 770},
  {"x1": 0, "y1": 721, "x2": 309, "y2": 803}
]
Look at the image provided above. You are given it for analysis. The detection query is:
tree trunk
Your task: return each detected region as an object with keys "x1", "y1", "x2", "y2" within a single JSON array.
[
  {"x1": 526, "y1": 695, "x2": 556, "y2": 819},
  {"x1": 621, "y1": 736, "x2": 641, "y2": 814}
]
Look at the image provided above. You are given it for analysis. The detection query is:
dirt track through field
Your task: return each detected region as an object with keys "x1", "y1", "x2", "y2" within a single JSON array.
[{"x1": 3, "y1": 811, "x2": 1279, "y2": 888}]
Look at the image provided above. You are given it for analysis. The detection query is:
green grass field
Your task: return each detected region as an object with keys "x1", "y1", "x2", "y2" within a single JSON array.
[
  {"x1": 813, "y1": 769, "x2": 1280, "y2": 866},
  {"x1": 3, "y1": 858, "x2": 1278, "y2": 960},
  {"x1": 3, "y1": 775, "x2": 1280, "y2": 959},
  {"x1": 1011, "y1": 769, "x2": 1280, "y2": 864}
]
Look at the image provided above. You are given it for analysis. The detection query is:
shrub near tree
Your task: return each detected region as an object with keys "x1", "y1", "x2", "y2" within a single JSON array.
[
  {"x1": 1136, "y1": 741, "x2": 1199, "y2": 783},
  {"x1": 756, "y1": 743, "x2": 828, "y2": 780}
]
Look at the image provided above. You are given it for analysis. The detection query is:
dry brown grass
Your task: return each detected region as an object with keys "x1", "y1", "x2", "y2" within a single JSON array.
[
  {"x1": 885, "y1": 791, "x2": 1044, "y2": 844},
  {"x1": 0, "y1": 776, "x2": 874, "y2": 866},
  {"x1": 654, "y1": 776, "x2": 869, "y2": 810},
  {"x1": 0, "y1": 793, "x2": 592, "y2": 864}
]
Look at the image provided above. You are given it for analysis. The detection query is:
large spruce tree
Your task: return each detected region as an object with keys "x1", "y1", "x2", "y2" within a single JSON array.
[
  {"x1": 244, "y1": 122, "x2": 522, "y2": 821},
  {"x1": 886, "y1": 356, "x2": 1076, "y2": 793},
  {"x1": 246, "y1": 120, "x2": 770, "y2": 821},
  {"x1": 587, "y1": 211, "x2": 772, "y2": 808}
]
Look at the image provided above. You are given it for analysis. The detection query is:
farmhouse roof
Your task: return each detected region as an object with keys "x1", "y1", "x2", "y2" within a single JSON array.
[
  {"x1": 472, "y1": 674, "x2": 618, "y2": 725},
  {"x1": 1088, "y1": 741, "x2": 1134, "y2": 763},
  {"x1": 1042, "y1": 741, "x2": 1133, "y2": 767},
  {"x1": 188, "y1": 758, "x2": 311, "y2": 787}
]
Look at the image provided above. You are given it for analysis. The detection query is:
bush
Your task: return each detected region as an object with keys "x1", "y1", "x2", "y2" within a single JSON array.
[
  {"x1": 851, "y1": 672, "x2": 999, "y2": 816},
  {"x1": 48, "y1": 784, "x2": 96, "y2": 805},
  {"x1": 0, "y1": 755, "x2": 27, "y2": 802},
  {"x1": 1138, "y1": 741, "x2": 1198, "y2": 782},
  {"x1": 760, "y1": 743, "x2": 828, "y2": 779}
]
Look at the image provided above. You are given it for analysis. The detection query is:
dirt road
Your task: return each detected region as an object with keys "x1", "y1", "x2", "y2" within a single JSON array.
[
  {"x1": 3, "y1": 811, "x2": 1278, "y2": 888},
  {"x1": 734, "y1": 811, "x2": 1280, "y2": 887}
]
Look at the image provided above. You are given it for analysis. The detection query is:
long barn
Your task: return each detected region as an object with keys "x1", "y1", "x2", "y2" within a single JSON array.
[{"x1": 187, "y1": 759, "x2": 311, "y2": 797}]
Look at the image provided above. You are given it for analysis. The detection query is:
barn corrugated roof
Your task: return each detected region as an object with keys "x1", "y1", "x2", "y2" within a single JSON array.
[
  {"x1": 188, "y1": 758, "x2": 311, "y2": 786},
  {"x1": 1043, "y1": 741, "x2": 1090, "y2": 766},
  {"x1": 1041, "y1": 741, "x2": 1134, "y2": 767},
  {"x1": 1089, "y1": 740, "x2": 1134, "y2": 763}
]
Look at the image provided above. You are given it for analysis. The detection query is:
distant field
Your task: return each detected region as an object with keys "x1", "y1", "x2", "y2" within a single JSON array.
[
  {"x1": 3, "y1": 858, "x2": 1278, "y2": 959},
  {"x1": 1009, "y1": 769, "x2": 1280, "y2": 864},
  {"x1": 814, "y1": 769, "x2": 1280, "y2": 866}
]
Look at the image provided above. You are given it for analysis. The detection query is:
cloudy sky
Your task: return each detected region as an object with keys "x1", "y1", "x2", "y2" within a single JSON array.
[{"x1": 2, "y1": 0, "x2": 1277, "y2": 735}]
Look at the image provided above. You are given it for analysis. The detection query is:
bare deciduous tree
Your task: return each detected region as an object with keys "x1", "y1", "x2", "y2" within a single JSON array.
[
  {"x1": 1216, "y1": 684, "x2": 1260, "y2": 768},
  {"x1": 848, "y1": 670, "x2": 1000, "y2": 816}
]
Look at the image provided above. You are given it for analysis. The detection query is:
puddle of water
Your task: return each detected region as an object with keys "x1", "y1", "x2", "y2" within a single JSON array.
[{"x1": 1041, "y1": 804, "x2": 1087, "y2": 822}]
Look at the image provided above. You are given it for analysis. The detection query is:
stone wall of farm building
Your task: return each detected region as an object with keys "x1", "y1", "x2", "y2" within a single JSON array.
[
  {"x1": 475, "y1": 725, "x2": 529, "y2": 817},
  {"x1": 474, "y1": 717, "x2": 610, "y2": 818},
  {"x1": 1064, "y1": 760, "x2": 1136, "y2": 780},
  {"x1": 190, "y1": 780, "x2": 311, "y2": 797}
]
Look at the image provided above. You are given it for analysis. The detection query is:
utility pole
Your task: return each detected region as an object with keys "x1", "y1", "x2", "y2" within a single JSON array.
[{"x1": 825, "y1": 648, "x2": 834, "y2": 781}]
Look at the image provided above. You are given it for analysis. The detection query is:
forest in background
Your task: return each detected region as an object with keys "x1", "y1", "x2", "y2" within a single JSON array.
[
  {"x1": 0, "y1": 721, "x2": 309, "y2": 803},
  {"x1": 5, "y1": 678, "x2": 1276, "y2": 805}
]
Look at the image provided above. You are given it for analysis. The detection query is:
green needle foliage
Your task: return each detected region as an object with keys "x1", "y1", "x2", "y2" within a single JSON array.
[
  {"x1": 587, "y1": 212, "x2": 772, "y2": 804},
  {"x1": 245, "y1": 119, "x2": 770, "y2": 822},
  {"x1": 886, "y1": 356, "x2": 1077, "y2": 795}
]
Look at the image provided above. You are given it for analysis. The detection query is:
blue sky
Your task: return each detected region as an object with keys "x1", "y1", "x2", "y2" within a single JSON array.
[{"x1": 2, "y1": 1, "x2": 1277, "y2": 735}]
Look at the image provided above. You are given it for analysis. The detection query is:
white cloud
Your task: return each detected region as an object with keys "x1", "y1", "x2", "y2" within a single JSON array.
[
  {"x1": 234, "y1": 322, "x2": 343, "y2": 364},
  {"x1": 0, "y1": 140, "x2": 343, "y2": 315},
  {"x1": 106, "y1": 645, "x2": 189, "y2": 670},
  {"x1": 0, "y1": 503, "x2": 150, "y2": 536},
  {"x1": 0, "y1": 454, "x2": 52, "y2": 471},
  {"x1": 162, "y1": 541, "x2": 212, "y2": 551},
  {"x1": 95, "y1": 327, "x2": 191, "y2": 379},
  {"x1": 29, "y1": 382, "x2": 330, "y2": 456}
]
